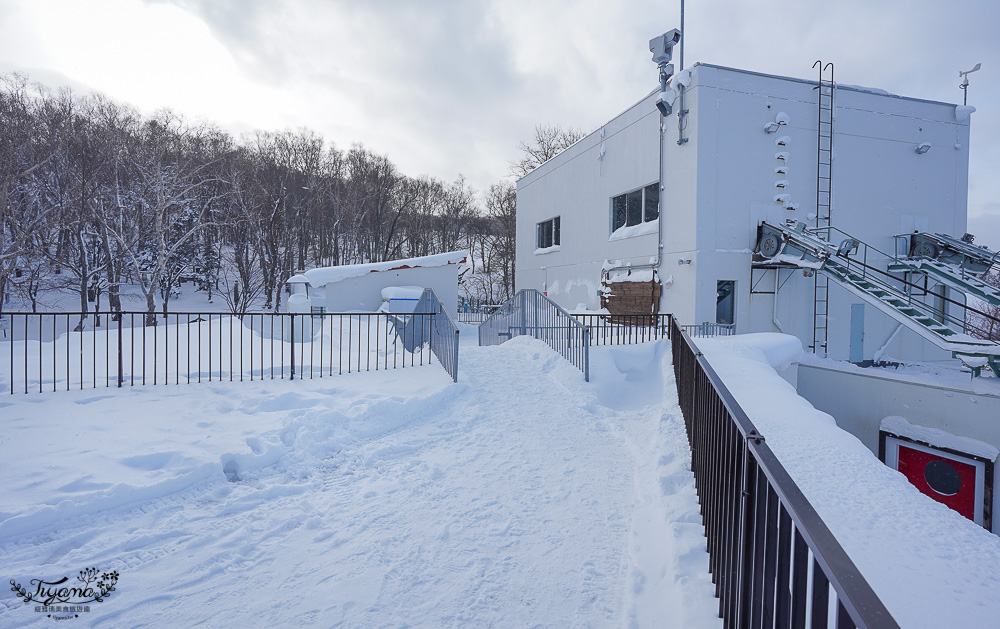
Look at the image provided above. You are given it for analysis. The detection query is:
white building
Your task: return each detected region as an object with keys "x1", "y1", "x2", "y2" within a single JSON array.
[
  {"x1": 300, "y1": 251, "x2": 467, "y2": 318},
  {"x1": 516, "y1": 63, "x2": 975, "y2": 363}
]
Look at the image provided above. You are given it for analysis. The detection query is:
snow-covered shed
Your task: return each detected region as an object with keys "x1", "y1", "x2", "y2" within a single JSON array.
[
  {"x1": 301, "y1": 251, "x2": 467, "y2": 318},
  {"x1": 516, "y1": 62, "x2": 975, "y2": 364}
]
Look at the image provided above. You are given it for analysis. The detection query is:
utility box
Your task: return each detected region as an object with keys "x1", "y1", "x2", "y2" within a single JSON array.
[{"x1": 879, "y1": 416, "x2": 996, "y2": 530}]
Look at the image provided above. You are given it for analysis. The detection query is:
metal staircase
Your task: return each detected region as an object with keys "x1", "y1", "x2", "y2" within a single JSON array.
[
  {"x1": 888, "y1": 257, "x2": 1000, "y2": 309},
  {"x1": 812, "y1": 61, "x2": 835, "y2": 355},
  {"x1": 755, "y1": 221, "x2": 1000, "y2": 376}
]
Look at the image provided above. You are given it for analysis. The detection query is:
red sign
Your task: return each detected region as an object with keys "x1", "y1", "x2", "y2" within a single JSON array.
[{"x1": 897, "y1": 445, "x2": 978, "y2": 521}]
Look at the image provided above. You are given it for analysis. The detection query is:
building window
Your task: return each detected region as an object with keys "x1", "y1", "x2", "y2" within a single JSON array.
[
  {"x1": 716, "y1": 280, "x2": 735, "y2": 325},
  {"x1": 612, "y1": 183, "x2": 660, "y2": 232},
  {"x1": 537, "y1": 216, "x2": 560, "y2": 249}
]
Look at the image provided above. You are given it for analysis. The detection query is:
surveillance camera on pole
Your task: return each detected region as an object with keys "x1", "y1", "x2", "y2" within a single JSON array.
[
  {"x1": 959, "y1": 62, "x2": 981, "y2": 106},
  {"x1": 650, "y1": 29, "x2": 682, "y2": 116}
]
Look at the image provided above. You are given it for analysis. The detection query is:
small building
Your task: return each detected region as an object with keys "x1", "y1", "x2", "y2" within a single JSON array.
[
  {"x1": 300, "y1": 251, "x2": 467, "y2": 318},
  {"x1": 515, "y1": 62, "x2": 975, "y2": 364}
]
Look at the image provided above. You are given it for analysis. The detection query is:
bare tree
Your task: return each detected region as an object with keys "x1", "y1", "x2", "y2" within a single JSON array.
[
  {"x1": 508, "y1": 124, "x2": 585, "y2": 179},
  {"x1": 106, "y1": 113, "x2": 227, "y2": 324},
  {"x1": 969, "y1": 271, "x2": 1000, "y2": 342}
]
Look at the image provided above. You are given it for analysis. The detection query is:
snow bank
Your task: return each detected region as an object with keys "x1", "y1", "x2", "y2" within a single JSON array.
[
  {"x1": 380, "y1": 285, "x2": 424, "y2": 300},
  {"x1": 605, "y1": 267, "x2": 655, "y2": 283},
  {"x1": 609, "y1": 218, "x2": 658, "y2": 241},
  {"x1": 696, "y1": 333, "x2": 1000, "y2": 628},
  {"x1": 302, "y1": 251, "x2": 467, "y2": 286},
  {"x1": 955, "y1": 105, "x2": 976, "y2": 122},
  {"x1": 881, "y1": 416, "x2": 1000, "y2": 460}
]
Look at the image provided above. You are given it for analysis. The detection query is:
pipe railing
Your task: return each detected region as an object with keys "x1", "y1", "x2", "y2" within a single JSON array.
[
  {"x1": 0, "y1": 310, "x2": 445, "y2": 394},
  {"x1": 479, "y1": 289, "x2": 590, "y2": 380},
  {"x1": 671, "y1": 319, "x2": 898, "y2": 628}
]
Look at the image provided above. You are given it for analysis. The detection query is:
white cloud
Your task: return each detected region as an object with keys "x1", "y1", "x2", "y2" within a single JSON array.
[{"x1": 1, "y1": 0, "x2": 998, "y2": 207}]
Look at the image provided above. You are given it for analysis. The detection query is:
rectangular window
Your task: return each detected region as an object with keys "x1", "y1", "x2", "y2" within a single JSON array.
[
  {"x1": 716, "y1": 280, "x2": 735, "y2": 325},
  {"x1": 644, "y1": 184, "x2": 659, "y2": 221},
  {"x1": 536, "y1": 216, "x2": 560, "y2": 249},
  {"x1": 612, "y1": 195, "x2": 627, "y2": 232},
  {"x1": 626, "y1": 189, "x2": 643, "y2": 227},
  {"x1": 611, "y1": 182, "x2": 660, "y2": 232}
]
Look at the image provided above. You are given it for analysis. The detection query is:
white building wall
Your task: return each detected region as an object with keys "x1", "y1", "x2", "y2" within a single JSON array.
[
  {"x1": 516, "y1": 63, "x2": 972, "y2": 363},
  {"x1": 515, "y1": 92, "x2": 662, "y2": 311},
  {"x1": 681, "y1": 65, "x2": 970, "y2": 361},
  {"x1": 323, "y1": 266, "x2": 459, "y2": 318}
]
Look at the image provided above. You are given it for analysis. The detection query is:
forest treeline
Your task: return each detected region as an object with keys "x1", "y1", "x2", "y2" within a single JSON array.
[{"x1": 0, "y1": 73, "x2": 532, "y2": 322}]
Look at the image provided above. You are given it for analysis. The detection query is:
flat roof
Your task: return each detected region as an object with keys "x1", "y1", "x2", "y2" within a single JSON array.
[
  {"x1": 516, "y1": 61, "x2": 959, "y2": 185},
  {"x1": 696, "y1": 62, "x2": 957, "y2": 108}
]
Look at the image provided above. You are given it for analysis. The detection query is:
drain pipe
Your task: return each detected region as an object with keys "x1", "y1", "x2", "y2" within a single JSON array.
[
  {"x1": 604, "y1": 28, "x2": 680, "y2": 287},
  {"x1": 772, "y1": 269, "x2": 784, "y2": 331}
]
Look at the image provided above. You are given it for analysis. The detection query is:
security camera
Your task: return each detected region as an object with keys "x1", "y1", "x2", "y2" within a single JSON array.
[{"x1": 649, "y1": 29, "x2": 682, "y2": 64}]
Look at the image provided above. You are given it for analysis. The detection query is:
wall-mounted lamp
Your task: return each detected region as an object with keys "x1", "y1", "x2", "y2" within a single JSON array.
[
  {"x1": 915, "y1": 142, "x2": 931, "y2": 154},
  {"x1": 677, "y1": 258, "x2": 692, "y2": 265},
  {"x1": 763, "y1": 121, "x2": 781, "y2": 134}
]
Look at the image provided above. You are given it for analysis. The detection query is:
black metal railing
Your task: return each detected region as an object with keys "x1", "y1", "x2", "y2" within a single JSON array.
[
  {"x1": 671, "y1": 319, "x2": 898, "y2": 628},
  {"x1": 571, "y1": 313, "x2": 673, "y2": 345},
  {"x1": 0, "y1": 310, "x2": 449, "y2": 394},
  {"x1": 419, "y1": 289, "x2": 460, "y2": 382},
  {"x1": 478, "y1": 289, "x2": 590, "y2": 381},
  {"x1": 456, "y1": 297, "x2": 501, "y2": 324}
]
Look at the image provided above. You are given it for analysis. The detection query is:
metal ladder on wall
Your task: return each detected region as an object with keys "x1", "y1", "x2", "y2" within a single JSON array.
[{"x1": 812, "y1": 61, "x2": 835, "y2": 355}]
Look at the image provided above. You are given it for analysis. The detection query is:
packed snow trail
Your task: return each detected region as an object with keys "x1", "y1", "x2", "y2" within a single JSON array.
[{"x1": 0, "y1": 334, "x2": 720, "y2": 627}]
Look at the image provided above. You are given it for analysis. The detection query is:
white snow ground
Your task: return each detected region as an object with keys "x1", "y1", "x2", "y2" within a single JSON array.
[{"x1": 0, "y1": 329, "x2": 722, "y2": 627}]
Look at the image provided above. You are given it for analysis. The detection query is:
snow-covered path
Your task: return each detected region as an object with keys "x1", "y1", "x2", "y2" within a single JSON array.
[{"x1": 1, "y1": 334, "x2": 720, "y2": 627}]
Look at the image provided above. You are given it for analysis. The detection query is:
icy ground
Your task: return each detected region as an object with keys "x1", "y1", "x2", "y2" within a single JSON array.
[{"x1": 0, "y1": 331, "x2": 721, "y2": 627}]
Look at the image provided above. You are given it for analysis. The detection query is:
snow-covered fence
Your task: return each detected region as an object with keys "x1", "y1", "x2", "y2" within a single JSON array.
[
  {"x1": 671, "y1": 319, "x2": 898, "y2": 629},
  {"x1": 571, "y1": 313, "x2": 673, "y2": 345},
  {"x1": 456, "y1": 297, "x2": 501, "y2": 324},
  {"x1": 479, "y1": 289, "x2": 590, "y2": 381},
  {"x1": 0, "y1": 311, "x2": 446, "y2": 394},
  {"x1": 679, "y1": 322, "x2": 735, "y2": 338}
]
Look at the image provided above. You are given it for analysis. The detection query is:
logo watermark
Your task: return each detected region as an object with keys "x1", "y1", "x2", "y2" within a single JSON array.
[{"x1": 10, "y1": 567, "x2": 119, "y2": 621}]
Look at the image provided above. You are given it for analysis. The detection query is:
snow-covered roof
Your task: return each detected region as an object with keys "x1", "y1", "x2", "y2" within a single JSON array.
[{"x1": 301, "y1": 251, "x2": 468, "y2": 286}]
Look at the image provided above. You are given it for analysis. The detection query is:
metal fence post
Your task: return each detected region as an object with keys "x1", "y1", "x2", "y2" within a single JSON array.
[
  {"x1": 453, "y1": 328, "x2": 460, "y2": 383},
  {"x1": 117, "y1": 314, "x2": 123, "y2": 388},
  {"x1": 583, "y1": 328, "x2": 590, "y2": 382},
  {"x1": 290, "y1": 314, "x2": 296, "y2": 381},
  {"x1": 519, "y1": 291, "x2": 527, "y2": 337}
]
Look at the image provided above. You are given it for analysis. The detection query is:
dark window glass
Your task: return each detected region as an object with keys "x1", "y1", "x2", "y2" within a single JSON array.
[
  {"x1": 612, "y1": 195, "x2": 627, "y2": 231},
  {"x1": 537, "y1": 217, "x2": 559, "y2": 249},
  {"x1": 716, "y1": 280, "x2": 735, "y2": 325},
  {"x1": 924, "y1": 459, "x2": 962, "y2": 496},
  {"x1": 626, "y1": 189, "x2": 643, "y2": 226},
  {"x1": 644, "y1": 184, "x2": 659, "y2": 221}
]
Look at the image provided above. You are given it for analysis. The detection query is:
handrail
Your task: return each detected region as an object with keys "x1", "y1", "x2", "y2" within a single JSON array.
[
  {"x1": 0, "y1": 310, "x2": 441, "y2": 394},
  {"x1": 479, "y1": 289, "x2": 590, "y2": 381},
  {"x1": 671, "y1": 318, "x2": 898, "y2": 628},
  {"x1": 419, "y1": 289, "x2": 460, "y2": 382}
]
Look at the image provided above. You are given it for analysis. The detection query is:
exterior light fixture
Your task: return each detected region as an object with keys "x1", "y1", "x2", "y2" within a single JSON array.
[
  {"x1": 915, "y1": 142, "x2": 931, "y2": 154},
  {"x1": 678, "y1": 258, "x2": 692, "y2": 265},
  {"x1": 763, "y1": 121, "x2": 781, "y2": 133}
]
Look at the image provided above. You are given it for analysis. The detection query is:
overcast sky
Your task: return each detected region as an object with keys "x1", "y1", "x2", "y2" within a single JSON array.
[{"x1": 1, "y1": 0, "x2": 998, "y2": 248}]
